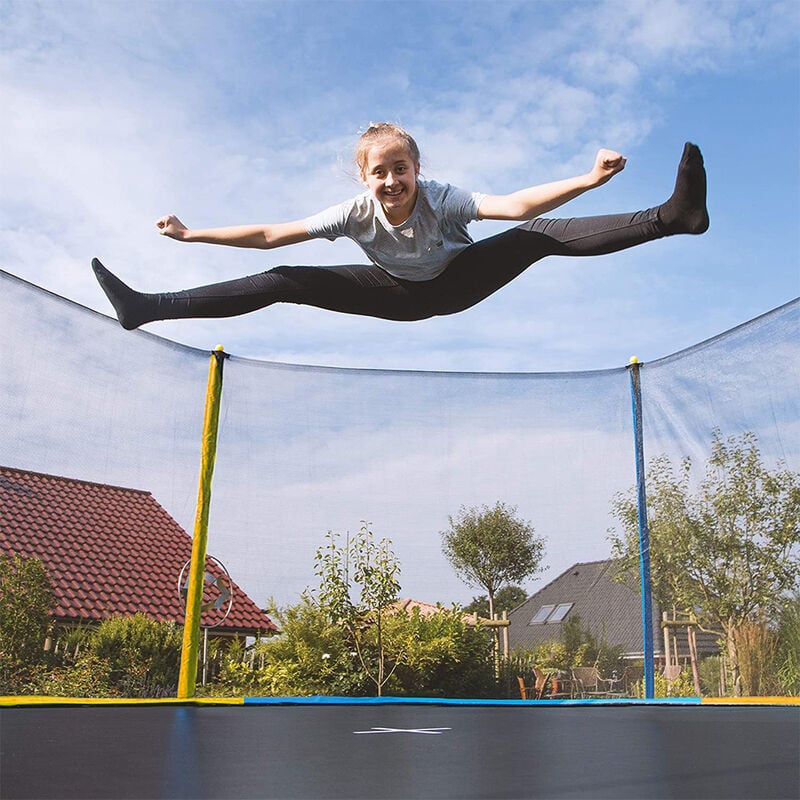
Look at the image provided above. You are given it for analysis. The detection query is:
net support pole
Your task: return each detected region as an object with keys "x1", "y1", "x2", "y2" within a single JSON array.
[
  {"x1": 628, "y1": 357, "x2": 655, "y2": 699},
  {"x1": 178, "y1": 346, "x2": 228, "y2": 699}
]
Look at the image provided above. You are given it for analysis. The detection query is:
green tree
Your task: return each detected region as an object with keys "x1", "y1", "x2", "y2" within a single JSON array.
[
  {"x1": 608, "y1": 430, "x2": 800, "y2": 695},
  {"x1": 442, "y1": 502, "x2": 545, "y2": 619},
  {"x1": 464, "y1": 585, "x2": 528, "y2": 618},
  {"x1": 314, "y1": 522, "x2": 401, "y2": 696},
  {"x1": 0, "y1": 553, "x2": 55, "y2": 692}
]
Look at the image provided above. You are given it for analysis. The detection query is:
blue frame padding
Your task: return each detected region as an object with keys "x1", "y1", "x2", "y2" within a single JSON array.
[{"x1": 242, "y1": 695, "x2": 703, "y2": 706}]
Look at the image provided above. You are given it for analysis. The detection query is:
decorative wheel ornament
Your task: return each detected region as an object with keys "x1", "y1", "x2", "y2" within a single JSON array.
[{"x1": 177, "y1": 555, "x2": 234, "y2": 628}]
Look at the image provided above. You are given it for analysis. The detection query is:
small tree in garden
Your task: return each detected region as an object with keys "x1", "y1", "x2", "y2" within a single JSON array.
[
  {"x1": 385, "y1": 606, "x2": 496, "y2": 698},
  {"x1": 314, "y1": 522, "x2": 401, "y2": 696}
]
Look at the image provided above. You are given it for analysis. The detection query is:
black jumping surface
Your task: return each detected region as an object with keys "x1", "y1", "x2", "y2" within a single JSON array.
[{"x1": 1, "y1": 703, "x2": 798, "y2": 799}]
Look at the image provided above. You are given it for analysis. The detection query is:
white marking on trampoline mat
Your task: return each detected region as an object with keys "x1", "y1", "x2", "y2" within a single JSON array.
[{"x1": 353, "y1": 727, "x2": 452, "y2": 735}]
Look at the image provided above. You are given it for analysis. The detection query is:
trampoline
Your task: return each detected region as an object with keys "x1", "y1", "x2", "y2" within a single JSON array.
[{"x1": 1, "y1": 696, "x2": 798, "y2": 799}]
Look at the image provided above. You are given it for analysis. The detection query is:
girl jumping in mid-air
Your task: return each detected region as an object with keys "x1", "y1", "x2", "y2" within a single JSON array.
[{"x1": 92, "y1": 123, "x2": 708, "y2": 330}]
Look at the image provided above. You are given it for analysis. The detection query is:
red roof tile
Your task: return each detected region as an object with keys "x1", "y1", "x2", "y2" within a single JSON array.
[{"x1": 0, "y1": 466, "x2": 277, "y2": 635}]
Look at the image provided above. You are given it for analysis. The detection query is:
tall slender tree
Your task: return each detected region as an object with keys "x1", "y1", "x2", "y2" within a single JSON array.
[{"x1": 314, "y1": 521, "x2": 401, "y2": 696}]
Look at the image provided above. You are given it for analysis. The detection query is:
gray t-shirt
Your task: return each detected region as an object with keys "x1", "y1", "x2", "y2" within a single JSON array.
[{"x1": 304, "y1": 179, "x2": 485, "y2": 281}]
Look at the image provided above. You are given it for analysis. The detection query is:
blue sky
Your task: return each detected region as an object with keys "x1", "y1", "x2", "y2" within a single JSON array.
[{"x1": 2, "y1": 0, "x2": 797, "y2": 372}]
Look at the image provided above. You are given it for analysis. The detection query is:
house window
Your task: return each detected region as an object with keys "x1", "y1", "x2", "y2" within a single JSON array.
[
  {"x1": 529, "y1": 604, "x2": 555, "y2": 624},
  {"x1": 528, "y1": 602, "x2": 573, "y2": 625},
  {"x1": 548, "y1": 603, "x2": 573, "y2": 622}
]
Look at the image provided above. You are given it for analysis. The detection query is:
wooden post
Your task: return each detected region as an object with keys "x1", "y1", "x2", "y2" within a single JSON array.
[{"x1": 688, "y1": 625, "x2": 701, "y2": 695}]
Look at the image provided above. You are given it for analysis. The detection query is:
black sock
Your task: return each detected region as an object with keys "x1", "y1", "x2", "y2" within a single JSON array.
[
  {"x1": 92, "y1": 259, "x2": 154, "y2": 330},
  {"x1": 657, "y1": 142, "x2": 709, "y2": 235}
]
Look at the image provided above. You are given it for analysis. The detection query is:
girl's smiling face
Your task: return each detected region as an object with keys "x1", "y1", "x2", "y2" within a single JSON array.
[{"x1": 362, "y1": 139, "x2": 420, "y2": 225}]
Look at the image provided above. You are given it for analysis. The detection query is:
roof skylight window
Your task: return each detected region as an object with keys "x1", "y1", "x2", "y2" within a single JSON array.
[
  {"x1": 529, "y1": 604, "x2": 555, "y2": 624},
  {"x1": 528, "y1": 602, "x2": 573, "y2": 625},
  {"x1": 548, "y1": 602, "x2": 573, "y2": 622}
]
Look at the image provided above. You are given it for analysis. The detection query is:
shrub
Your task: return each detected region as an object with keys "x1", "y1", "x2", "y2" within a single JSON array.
[
  {"x1": 630, "y1": 668, "x2": 696, "y2": 698},
  {"x1": 776, "y1": 595, "x2": 800, "y2": 695},
  {"x1": 698, "y1": 655, "x2": 726, "y2": 697},
  {"x1": 0, "y1": 554, "x2": 55, "y2": 694},
  {"x1": 90, "y1": 613, "x2": 183, "y2": 697},
  {"x1": 207, "y1": 598, "x2": 497, "y2": 698},
  {"x1": 385, "y1": 607, "x2": 496, "y2": 698},
  {"x1": 29, "y1": 652, "x2": 114, "y2": 698}
]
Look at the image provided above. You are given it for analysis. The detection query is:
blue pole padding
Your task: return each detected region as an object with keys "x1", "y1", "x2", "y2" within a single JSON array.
[{"x1": 628, "y1": 359, "x2": 655, "y2": 699}]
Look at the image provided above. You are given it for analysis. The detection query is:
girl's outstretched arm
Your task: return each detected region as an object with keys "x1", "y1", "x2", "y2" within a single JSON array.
[
  {"x1": 156, "y1": 215, "x2": 313, "y2": 249},
  {"x1": 477, "y1": 149, "x2": 626, "y2": 221}
]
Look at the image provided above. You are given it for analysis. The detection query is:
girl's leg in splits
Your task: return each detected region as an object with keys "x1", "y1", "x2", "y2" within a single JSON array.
[
  {"x1": 428, "y1": 142, "x2": 709, "y2": 315},
  {"x1": 92, "y1": 260, "x2": 437, "y2": 330}
]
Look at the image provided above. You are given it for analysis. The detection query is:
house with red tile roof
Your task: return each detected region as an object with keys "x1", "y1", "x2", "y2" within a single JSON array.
[{"x1": 0, "y1": 466, "x2": 277, "y2": 640}]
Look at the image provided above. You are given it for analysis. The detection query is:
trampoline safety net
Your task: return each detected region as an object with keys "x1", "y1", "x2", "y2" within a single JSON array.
[{"x1": 0, "y1": 269, "x2": 798, "y2": 647}]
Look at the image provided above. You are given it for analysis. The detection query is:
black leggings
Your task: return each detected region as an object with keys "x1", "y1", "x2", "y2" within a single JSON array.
[{"x1": 149, "y1": 207, "x2": 667, "y2": 323}]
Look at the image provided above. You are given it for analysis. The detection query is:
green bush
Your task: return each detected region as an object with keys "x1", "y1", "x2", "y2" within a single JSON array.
[
  {"x1": 776, "y1": 595, "x2": 800, "y2": 695},
  {"x1": 0, "y1": 554, "x2": 55, "y2": 693},
  {"x1": 207, "y1": 598, "x2": 497, "y2": 698},
  {"x1": 630, "y1": 668, "x2": 697, "y2": 698},
  {"x1": 384, "y1": 607, "x2": 496, "y2": 698},
  {"x1": 207, "y1": 595, "x2": 369, "y2": 697},
  {"x1": 90, "y1": 613, "x2": 183, "y2": 697},
  {"x1": 698, "y1": 655, "x2": 726, "y2": 697},
  {"x1": 29, "y1": 652, "x2": 114, "y2": 698}
]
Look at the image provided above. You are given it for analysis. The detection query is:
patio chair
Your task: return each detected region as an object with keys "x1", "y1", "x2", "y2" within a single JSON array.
[
  {"x1": 597, "y1": 669, "x2": 624, "y2": 696},
  {"x1": 572, "y1": 666, "x2": 624, "y2": 697},
  {"x1": 571, "y1": 666, "x2": 601, "y2": 697},
  {"x1": 517, "y1": 676, "x2": 534, "y2": 700}
]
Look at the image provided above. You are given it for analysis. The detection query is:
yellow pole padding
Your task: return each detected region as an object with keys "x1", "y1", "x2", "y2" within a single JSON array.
[
  {"x1": 178, "y1": 346, "x2": 228, "y2": 699},
  {"x1": 0, "y1": 696, "x2": 244, "y2": 707}
]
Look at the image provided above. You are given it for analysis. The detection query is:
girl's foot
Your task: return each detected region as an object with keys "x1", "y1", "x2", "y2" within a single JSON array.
[
  {"x1": 91, "y1": 259, "x2": 151, "y2": 330},
  {"x1": 658, "y1": 142, "x2": 709, "y2": 235}
]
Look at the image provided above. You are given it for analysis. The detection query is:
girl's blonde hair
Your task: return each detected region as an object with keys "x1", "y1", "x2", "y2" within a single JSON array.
[{"x1": 355, "y1": 122, "x2": 421, "y2": 179}]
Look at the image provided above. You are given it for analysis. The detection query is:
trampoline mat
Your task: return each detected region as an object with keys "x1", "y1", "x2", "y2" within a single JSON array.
[{"x1": 1, "y1": 702, "x2": 798, "y2": 799}]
